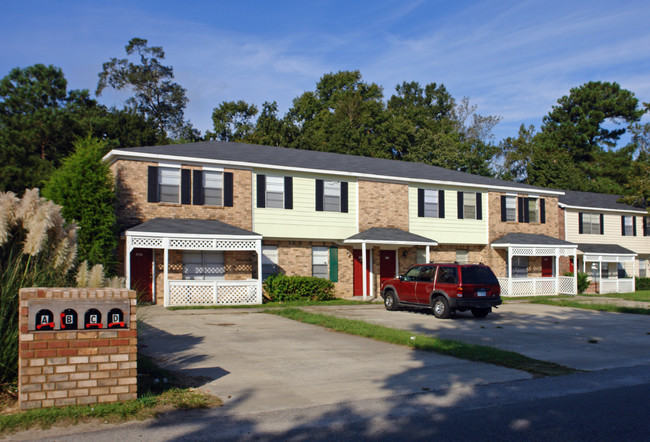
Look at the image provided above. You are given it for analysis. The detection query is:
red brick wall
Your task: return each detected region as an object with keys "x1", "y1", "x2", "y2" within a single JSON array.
[{"x1": 19, "y1": 288, "x2": 137, "y2": 410}]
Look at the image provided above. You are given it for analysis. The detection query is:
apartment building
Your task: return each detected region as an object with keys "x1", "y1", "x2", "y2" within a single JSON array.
[
  {"x1": 559, "y1": 190, "x2": 648, "y2": 293},
  {"x1": 104, "y1": 140, "x2": 589, "y2": 306}
]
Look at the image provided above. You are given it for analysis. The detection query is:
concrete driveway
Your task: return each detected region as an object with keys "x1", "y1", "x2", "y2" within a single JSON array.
[
  {"x1": 303, "y1": 302, "x2": 650, "y2": 371},
  {"x1": 138, "y1": 306, "x2": 529, "y2": 414}
]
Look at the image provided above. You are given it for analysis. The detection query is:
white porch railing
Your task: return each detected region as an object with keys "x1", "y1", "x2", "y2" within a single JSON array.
[
  {"x1": 598, "y1": 278, "x2": 635, "y2": 294},
  {"x1": 498, "y1": 277, "x2": 577, "y2": 297},
  {"x1": 168, "y1": 280, "x2": 259, "y2": 306}
]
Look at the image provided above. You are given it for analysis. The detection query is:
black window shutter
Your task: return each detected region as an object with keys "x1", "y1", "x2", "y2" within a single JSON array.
[
  {"x1": 578, "y1": 213, "x2": 584, "y2": 234},
  {"x1": 633, "y1": 217, "x2": 637, "y2": 236},
  {"x1": 621, "y1": 216, "x2": 625, "y2": 236},
  {"x1": 501, "y1": 196, "x2": 507, "y2": 222},
  {"x1": 457, "y1": 192, "x2": 464, "y2": 219},
  {"x1": 147, "y1": 166, "x2": 159, "y2": 203},
  {"x1": 523, "y1": 198, "x2": 530, "y2": 223},
  {"x1": 193, "y1": 170, "x2": 204, "y2": 205},
  {"x1": 257, "y1": 174, "x2": 266, "y2": 208},
  {"x1": 540, "y1": 198, "x2": 546, "y2": 224},
  {"x1": 438, "y1": 190, "x2": 445, "y2": 218},
  {"x1": 181, "y1": 169, "x2": 191, "y2": 205},
  {"x1": 476, "y1": 193, "x2": 483, "y2": 220},
  {"x1": 645, "y1": 217, "x2": 649, "y2": 236},
  {"x1": 315, "y1": 179, "x2": 324, "y2": 211},
  {"x1": 418, "y1": 189, "x2": 424, "y2": 217},
  {"x1": 518, "y1": 197, "x2": 524, "y2": 222},
  {"x1": 341, "y1": 182, "x2": 348, "y2": 213},
  {"x1": 284, "y1": 176, "x2": 293, "y2": 209},
  {"x1": 224, "y1": 172, "x2": 234, "y2": 207},
  {"x1": 600, "y1": 214, "x2": 604, "y2": 235}
]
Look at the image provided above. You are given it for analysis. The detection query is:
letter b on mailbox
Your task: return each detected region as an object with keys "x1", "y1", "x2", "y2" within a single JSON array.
[{"x1": 60, "y1": 308, "x2": 78, "y2": 330}]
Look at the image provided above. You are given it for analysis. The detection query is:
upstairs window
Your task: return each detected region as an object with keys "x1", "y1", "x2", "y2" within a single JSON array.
[
  {"x1": 622, "y1": 216, "x2": 636, "y2": 236},
  {"x1": 457, "y1": 192, "x2": 481, "y2": 220},
  {"x1": 501, "y1": 195, "x2": 517, "y2": 222},
  {"x1": 203, "y1": 171, "x2": 223, "y2": 206},
  {"x1": 148, "y1": 165, "x2": 190, "y2": 204},
  {"x1": 527, "y1": 198, "x2": 539, "y2": 223},
  {"x1": 517, "y1": 197, "x2": 546, "y2": 224},
  {"x1": 579, "y1": 213, "x2": 603, "y2": 235},
  {"x1": 645, "y1": 217, "x2": 650, "y2": 237},
  {"x1": 257, "y1": 174, "x2": 293, "y2": 209},
  {"x1": 316, "y1": 180, "x2": 348, "y2": 213},
  {"x1": 193, "y1": 170, "x2": 233, "y2": 207},
  {"x1": 418, "y1": 189, "x2": 445, "y2": 218}
]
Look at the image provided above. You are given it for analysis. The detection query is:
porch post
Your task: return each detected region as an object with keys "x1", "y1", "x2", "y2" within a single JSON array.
[
  {"x1": 125, "y1": 235, "x2": 132, "y2": 291},
  {"x1": 573, "y1": 250, "x2": 577, "y2": 295},
  {"x1": 633, "y1": 259, "x2": 636, "y2": 292},
  {"x1": 555, "y1": 249, "x2": 560, "y2": 294},
  {"x1": 508, "y1": 246, "x2": 513, "y2": 297},
  {"x1": 598, "y1": 257, "x2": 603, "y2": 294},
  {"x1": 362, "y1": 241, "x2": 367, "y2": 301},
  {"x1": 256, "y1": 239, "x2": 263, "y2": 304},
  {"x1": 163, "y1": 241, "x2": 170, "y2": 307},
  {"x1": 369, "y1": 246, "x2": 374, "y2": 299},
  {"x1": 426, "y1": 245, "x2": 430, "y2": 263}
]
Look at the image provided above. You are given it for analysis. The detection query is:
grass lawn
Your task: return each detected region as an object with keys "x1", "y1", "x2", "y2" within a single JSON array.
[
  {"x1": 578, "y1": 290, "x2": 650, "y2": 302},
  {"x1": 267, "y1": 307, "x2": 579, "y2": 378},
  {"x1": 0, "y1": 353, "x2": 220, "y2": 436},
  {"x1": 169, "y1": 298, "x2": 366, "y2": 310}
]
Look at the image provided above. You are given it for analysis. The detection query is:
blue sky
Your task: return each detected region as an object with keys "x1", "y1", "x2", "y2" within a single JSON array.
[{"x1": 2, "y1": 0, "x2": 649, "y2": 143}]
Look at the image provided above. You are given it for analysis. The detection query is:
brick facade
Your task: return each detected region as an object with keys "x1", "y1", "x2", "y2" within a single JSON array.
[
  {"x1": 18, "y1": 288, "x2": 137, "y2": 410},
  {"x1": 358, "y1": 180, "x2": 409, "y2": 231}
]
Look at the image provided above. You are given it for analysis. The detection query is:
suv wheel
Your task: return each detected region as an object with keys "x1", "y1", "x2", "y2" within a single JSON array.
[
  {"x1": 432, "y1": 296, "x2": 451, "y2": 319},
  {"x1": 384, "y1": 290, "x2": 399, "y2": 311},
  {"x1": 471, "y1": 308, "x2": 490, "y2": 318}
]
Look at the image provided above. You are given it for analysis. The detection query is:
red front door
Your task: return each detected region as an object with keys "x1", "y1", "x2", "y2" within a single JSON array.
[
  {"x1": 380, "y1": 250, "x2": 396, "y2": 285},
  {"x1": 130, "y1": 248, "x2": 153, "y2": 303},
  {"x1": 542, "y1": 257, "x2": 553, "y2": 277},
  {"x1": 353, "y1": 250, "x2": 371, "y2": 297}
]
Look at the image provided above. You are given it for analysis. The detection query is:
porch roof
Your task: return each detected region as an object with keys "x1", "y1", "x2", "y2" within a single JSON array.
[
  {"x1": 491, "y1": 233, "x2": 577, "y2": 248},
  {"x1": 126, "y1": 218, "x2": 261, "y2": 238},
  {"x1": 578, "y1": 243, "x2": 637, "y2": 256},
  {"x1": 344, "y1": 228, "x2": 437, "y2": 246}
]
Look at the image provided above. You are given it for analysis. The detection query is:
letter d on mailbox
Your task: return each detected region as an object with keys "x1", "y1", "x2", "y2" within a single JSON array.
[
  {"x1": 107, "y1": 308, "x2": 126, "y2": 329},
  {"x1": 84, "y1": 308, "x2": 103, "y2": 329}
]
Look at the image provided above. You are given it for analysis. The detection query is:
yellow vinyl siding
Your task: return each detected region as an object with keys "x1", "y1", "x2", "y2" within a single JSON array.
[
  {"x1": 408, "y1": 186, "x2": 488, "y2": 245},
  {"x1": 254, "y1": 170, "x2": 357, "y2": 240},
  {"x1": 565, "y1": 211, "x2": 650, "y2": 254}
]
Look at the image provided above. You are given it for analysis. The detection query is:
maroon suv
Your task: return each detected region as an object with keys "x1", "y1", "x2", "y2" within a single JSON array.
[{"x1": 380, "y1": 263, "x2": 502, "y2": 319}]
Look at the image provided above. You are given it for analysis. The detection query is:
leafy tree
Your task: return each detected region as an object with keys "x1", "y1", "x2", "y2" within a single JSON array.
[
  {"x1": 497, "y1": 124, "x2": 537, "y2": 182},
  {"x1": 96, "y1": 37, "x2": 191, "y2": 139},
  {"x1": 42, "y1": 137, "x2": 117, "y2": 270},
  {"x1": 246, "y1": 101, "x2": 287, "y2": 146},
  {"x1": 207, "y1": 100, "x2": 258, "y2": 141},
  {"x1": 0, "y1": 64, "x2": 97, "y2": 192}
]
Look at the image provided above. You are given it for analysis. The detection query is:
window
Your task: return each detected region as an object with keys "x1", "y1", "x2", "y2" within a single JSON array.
[
  {"x1": 416, "y1": 248, "x2": 428, "y2": 264},
  {"x1": 640, "y1": 259, "x2": 647, "y2": 278},
  {"x1": 509, "y1": 256, "x2": 528, "y2": 278},
  {"x1": 580, "y1": 213, "x2": 601, "y2": 235},
  {"x1": 404, "y1": 266, "x2": 421, "y2": 282},
  {"x1": 644, "y1": 218, "x2": 650, "y2": 236},
  {"x1": 517, "y1": 197, "x2": 546, "y2": 223},
  {"x1": 312, "y1": 247, "x2": 329, "y2": 279},
  {"x1": 266, "y1": 176, "x2": 284, "y2": 208},
  {"x1": 501, "y1": 196, "x2": 516, "y2": 222},
  {"x1": 159, "y1": 167, "x2": 180, "y2": 203},
  {"x1": 455, "y1": 250, "x2": 469, "y2": 264},
  {"x1": 182, "y1": 251, "x2": 224, "y2": 280},
  {"x1": 418, "y1": 189, "x2": 445, "y2": 218},
  {"x1": 527, "y1": 198, "x2": 539, "y2": 224},
  {"x1": 463, "y1": 192, "x2": 476, "y2": 219},
  {"x1": 418, "y1": 267, "x2": 435, "y2": 282},
  {"x1": 262, "y1": 245, "x2": 278, "y2": 280},
  {"x1": 324, "y1": 181, "x2": 341, "y2": 211},
  {"x1": 437, "y1": 266, "x2": 458, "y2": 284},
  {"x1": 622, "y1": 216, "x2": 636, "y2": 236},
  {"x1": 203, "y1": 171, "x2": 223, "y2": 206},
  {"x1": 457, "y1": 192, "x2": 481, "y2": 220}
]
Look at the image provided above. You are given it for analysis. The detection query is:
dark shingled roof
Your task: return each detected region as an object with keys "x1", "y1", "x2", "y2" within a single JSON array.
[
  {"x1": 492, "y1": 233, "x2": 576, "y2": 247},
  {"x1": 127, "y1": 218, "x2": 260, "y2": 237},
  {"x1": 559, "y1": 190, "x2": 643, "y2": 212},
  {"x1": 577, "y1": 243, "x2": 636, "y2": 255},
  {"x1": 345, "y1": 228, "x2": 437, "y2": 244},
  {"x1": 109, "y1": 140, "x2": 556, "y2": 193}
]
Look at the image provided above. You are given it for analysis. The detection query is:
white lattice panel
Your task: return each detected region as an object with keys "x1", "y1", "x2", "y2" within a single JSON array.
[
  {"x1": 169, "y1": 283, "x2": 215, "y2": 305},
  {"x1": 534, "y1": 279, "x2": 556, "y2": 295},
  {"x1": 131, "y1": 237, "x2": 164, "y2": 248},
  {"x1": 169, "y1": 239, "x2": 214, "y2": 249},
  {"x1": 216, "y1": 240, "x2": 257, "y2": 250},
  {"x1": 217, "y1": 284, "x2": 258, "y2": 304},
  {"x1": 535, "y1": 248, "x2": 557, "y2": 256},
  {"x1": 619, "y1": 279, "x2": 634, "y2": 293},
  {"x1": 497, "y1": 278, "x2": 508, "y2": 296},
  {"x1": 511, "y1": 279, "x2": 535, "y2": 296},
  {"x1": 599, "y1": 280, "x2": 619, "y2": 294},
  {"x1": 558, "y1": 276, "x2": 577, "y2": 295},
  {"x1": 511, "y1": 248, "x2": 535, "y2": 256}
]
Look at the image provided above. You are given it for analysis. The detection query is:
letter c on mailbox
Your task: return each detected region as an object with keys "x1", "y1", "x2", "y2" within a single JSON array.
[{"x1": 84, "y1": 308, "x2": 103, "y2": 329}]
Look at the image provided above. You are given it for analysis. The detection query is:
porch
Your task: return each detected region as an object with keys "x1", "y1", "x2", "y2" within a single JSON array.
[
  {"x1": 491, "y1": 233, "x2": 578, "y2": 297},
  {"x1": 125, "y1": 218, "x2": 263, "y2": 307},
  {"x1": 578, "y1": 244, "x2": 636, "y2": 294}
]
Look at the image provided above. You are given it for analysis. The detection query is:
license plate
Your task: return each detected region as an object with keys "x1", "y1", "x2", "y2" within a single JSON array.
[{"x1": 477, "y1": 290, "x2": 487, "y2": 297}]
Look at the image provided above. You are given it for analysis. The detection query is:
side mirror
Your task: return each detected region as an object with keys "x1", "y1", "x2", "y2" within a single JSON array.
[{"x1": 398, "y1": 275, "x2": 404, "y2": 281}]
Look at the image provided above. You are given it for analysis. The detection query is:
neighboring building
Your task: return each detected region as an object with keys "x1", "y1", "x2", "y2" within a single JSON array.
[
  {"x1": 559, "y1": 190, "x2": 649, "y2": 294},
  {"x1": 104, "y1": 140, "x2": 583, "y2": 306}
]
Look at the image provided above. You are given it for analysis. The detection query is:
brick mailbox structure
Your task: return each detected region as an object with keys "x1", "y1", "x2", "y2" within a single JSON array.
[{"x1": 18, "y1": 288, "x2": 137, "y2": 410}]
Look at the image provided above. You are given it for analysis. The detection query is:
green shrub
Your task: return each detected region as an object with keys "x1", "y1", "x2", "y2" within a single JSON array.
[
  {"x1": 564, "y1": 272, "x2": 590, "y2": 294},
  {"x1": 636, "y1": 277, "x2": 650, "y2": 291},
  {"x1": 263, "y1": 274, "x2": 335, "y2": 302}
]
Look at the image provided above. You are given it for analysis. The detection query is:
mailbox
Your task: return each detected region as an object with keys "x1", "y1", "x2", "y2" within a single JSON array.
[
  {"x1": 60, "y1": 308, "x2": 78, "y2": 330},
  {"x1": 84, "y1": 308, "x2": 103, "y2": 329},
  {"x1": 35, "y1": 309, "x2": 55, "y2": 331},
  {"x1": 107, "y1": 308, "x2": 126, "y2": 329}
]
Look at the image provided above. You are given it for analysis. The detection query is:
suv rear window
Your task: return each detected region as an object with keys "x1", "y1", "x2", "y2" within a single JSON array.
[{"x1": 461, "y1": 266, "x2": 499, "y2": 284}]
